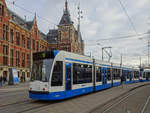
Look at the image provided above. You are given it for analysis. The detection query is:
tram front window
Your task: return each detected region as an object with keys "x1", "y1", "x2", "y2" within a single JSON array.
[{"x1": 31, "y1": 59, "x2": 53, "y2": 82}]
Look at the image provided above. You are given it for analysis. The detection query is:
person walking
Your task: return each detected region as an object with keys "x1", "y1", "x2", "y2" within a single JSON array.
[
  {"x1": 0, "y1": 76, "x2": 2, "y2": 86},
  {"x1": 3, "y1": 76, "x2": 7, "y2": 84},
  {"x1": 121, "y1": 75, "x2": 125, "y2": 88}
]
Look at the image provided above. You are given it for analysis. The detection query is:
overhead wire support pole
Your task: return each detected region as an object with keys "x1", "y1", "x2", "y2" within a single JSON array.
[
  {"x1": 102, "y1": 48, "x2": 104, "y2": 61},
  {"x1": 102, "y1": 47, "x2": 112, "y2": 62},
  {"x1": 120, "y1": 54, "x2": 123, "y2": 66},
  {"x1": 77, "y1": 2, "x2": 83, "y2": 53},
  {"x1": 148, "y1": 40, "x2": 150, "y2": 66},
  {"x1": 120, "y1": 54, "x2": 123, "y2": 79},
  {"x1": 140, "y1": 56, "x2": 141, "y2": 68},
  {"x1": 77, "y1": 3, "x2": 83, "y2": 34}
]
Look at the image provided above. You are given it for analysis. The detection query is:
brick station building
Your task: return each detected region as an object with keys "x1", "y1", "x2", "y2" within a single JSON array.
[{"x1": 0, "y1": 0, "x2": 84, "y2": 82}]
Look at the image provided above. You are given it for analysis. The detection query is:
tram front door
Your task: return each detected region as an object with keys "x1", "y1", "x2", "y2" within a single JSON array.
[{"x1": 65, "y1": 63, "x2": 72, "y2": 98}]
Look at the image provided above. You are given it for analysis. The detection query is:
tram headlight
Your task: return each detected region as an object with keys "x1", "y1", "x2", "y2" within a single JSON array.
[
  {"x1": 43, "y1": 88, "x2": 46, "y2": 91},
  {"x1": 29, "y1": 88, "x2": 32, "y2": 91}
]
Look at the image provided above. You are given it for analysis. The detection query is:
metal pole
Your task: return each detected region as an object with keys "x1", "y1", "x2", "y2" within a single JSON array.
[
  {"x1": 89, "y1": 52, "x2": 91, "y2": 58},
  {"x1": 120, "y1": 54, "x2": 122, "y2": 66},
  {"x1": 140, "y1": 57, "x2": 141, "y2": 68},
  {"x1": 148, "y1": 40, "x2": 150, "y2": 66},
  {"x1": 120, "y1": 54, "x2": 122, "y2": 78},
  {"x1": 111, "y1": 63, "x2": 113, "y2": 87},
  {"x1": 102, "y1": 48, "x2": 104, "y2": 61}
]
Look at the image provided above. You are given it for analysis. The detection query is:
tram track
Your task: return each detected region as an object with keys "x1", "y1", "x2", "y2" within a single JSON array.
[
  {"x1": 90, "y1": 83, "x2": 150, "y2": 113},
  {"x1": 0, "y1": 99, "x2": 55, "y2": 113},
  {"x1": 0, "y1": 97, "x2": 57, "y2": 113},
  {"x1": 16, "y1": 102, "x2": 54, "y2": 113},
  {"x1": 0, "y1": 99, "x2": 31, "y2": 108}
]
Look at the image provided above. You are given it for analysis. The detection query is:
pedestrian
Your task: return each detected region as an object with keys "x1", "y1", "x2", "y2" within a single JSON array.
[
  {"x1": 21, "y1": 76, "x2": 23, "y2": 82},
  {"x1": 2, "y1": 77, "x2": 5, "y2": 84},
  {"x1": 3, "y1": 76, "x2": 6, "y2": 84},
  {"x1": 121, "y1": 75, "x2": 125, "y2": 88},
  {"x1": 0, "y1": 76, "x2": 2, "y2": 86}
]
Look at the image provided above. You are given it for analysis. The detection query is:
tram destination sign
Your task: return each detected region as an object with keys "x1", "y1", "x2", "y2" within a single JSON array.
[{"x1": 33, "y1": 51, "x2": 54, "y2": 60}]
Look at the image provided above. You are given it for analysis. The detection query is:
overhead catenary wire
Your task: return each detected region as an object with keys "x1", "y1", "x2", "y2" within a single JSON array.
[
  {"x1": 117, "y1": 0, "x2": 138, "y2": 36},
  {"x1": 6, "y1": 0, "x2": 57, "y2": 26},
  {"x1": 85, "y1": 32, "x2": 149, "y2": 42}
]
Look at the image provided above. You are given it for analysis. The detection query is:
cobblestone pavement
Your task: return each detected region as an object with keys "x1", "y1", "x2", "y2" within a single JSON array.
[
  {"x1": 0, "y1": 82, "x2": 29, "y2": 90},
  {"x1": 0, "y1": 82, "x2": 149, "y2": 113}
]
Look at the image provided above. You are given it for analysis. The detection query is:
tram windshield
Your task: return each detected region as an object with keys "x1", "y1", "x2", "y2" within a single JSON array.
[{"x1": 31, "y1": 59, "x2": 53, "y2": 82}]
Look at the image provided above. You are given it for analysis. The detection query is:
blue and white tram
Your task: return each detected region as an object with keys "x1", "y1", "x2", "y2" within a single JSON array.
[
  {"x1": 111, "y1": 63, "x2": 121, "y2": 86},
  {"x1": 132, "y1": 68, "x2": 140, "y2": 83},
  {"x1": 122, "y1": 66, "x2": 133, "y2": 84},
  {"x1": 29, "y1": 50, "x2": 144, "y2": 100},
  {"x1": 143, "y1": 69, "x2": 150, "y2": 81},
  {"x1": 29, "y1": 50, "x2": 94, "y2": 100},
  {"x1": 94, "y1": 59, "x2": 112, "y2": 91}
]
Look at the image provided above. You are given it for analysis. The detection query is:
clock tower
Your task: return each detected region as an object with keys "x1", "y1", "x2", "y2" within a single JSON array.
[
  {"x1": 47, "y1": 0, "x2": 84, "y2": 54},
  {"x1": 58, "y1": 0, "x2": 76, "y2": 52}
]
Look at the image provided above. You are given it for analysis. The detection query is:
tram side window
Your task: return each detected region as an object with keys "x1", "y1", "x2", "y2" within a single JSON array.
[
  {"x1": 51, "y1": 61, "x2": 63, "y2": 86},
  {"x1": 136, "y1": 71, "x2": 140, "y2": 78},
  {"x1": 107, "y1": 68, "x2": 111, "y2": 81},
  {"x1": 143, "y1": 72, "x2": 146, "y2": 78},
  {"x1": 113, "y1": 69, "x2": 120, "y2": 80},
  {"x1": 122, "y1": 70, "x2": 127, "y2": 81},
  {"x1": 117, "y1": 69, "x2": 120, "y2": 79},
  {"x1": 113, "y1": 69, "x2": 117, "y2": 80},
  {"x1": 96, "y1": 67, "x2": 102, "y2": 82},
  {"x1": 134, "y1": 71, "x2": 139, "y2": 78},
  {"x1": 147, "y1": 72, "x2": 150, "y2": 78},
  {"x1": 73, "y1": 63, "x2": 92, "y2": 84}
]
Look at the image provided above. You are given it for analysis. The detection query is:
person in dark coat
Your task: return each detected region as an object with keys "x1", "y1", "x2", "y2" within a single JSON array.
[
  {"x1": 3, "y1": 76, "x2": 7, "y2": 84},
  {"x1": 121, "y1": 75, "x2": 125, "y2": 88},
  {"x1": 0, "y1": 76, "x2": 2, "y2": 86}
]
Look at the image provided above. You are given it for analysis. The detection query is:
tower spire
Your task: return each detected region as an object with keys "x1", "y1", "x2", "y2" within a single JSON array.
[
  {"x1": 65, "y1": 0, "x2": 68, "y2": 10},
  {"x1": 34, "y1": 12, "x2": 36, "y2": 20}
]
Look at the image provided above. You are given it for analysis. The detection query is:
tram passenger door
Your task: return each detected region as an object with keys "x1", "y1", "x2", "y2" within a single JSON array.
[
  {"x1": 130, "y1": 71, "x2": 132, "y2": 81},
  {"x1": 123, "y1": 70, "x2": 127, "y2": 81},
  {"x1": 65, "y1": 63, "x2": 72, "y2": 98},
  {"x1": 102, "y1": 67, "x2": 107, "y2": 85}
]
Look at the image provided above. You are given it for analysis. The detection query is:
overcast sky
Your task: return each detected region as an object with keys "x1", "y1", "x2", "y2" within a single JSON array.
[{"x1": 6, "y1": 0, "x2": 150, "y2": 66}]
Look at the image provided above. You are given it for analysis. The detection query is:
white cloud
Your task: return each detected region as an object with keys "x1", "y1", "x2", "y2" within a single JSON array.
[{"x1": 5, "y1": 0, "x2": 150, "y2": 66}]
